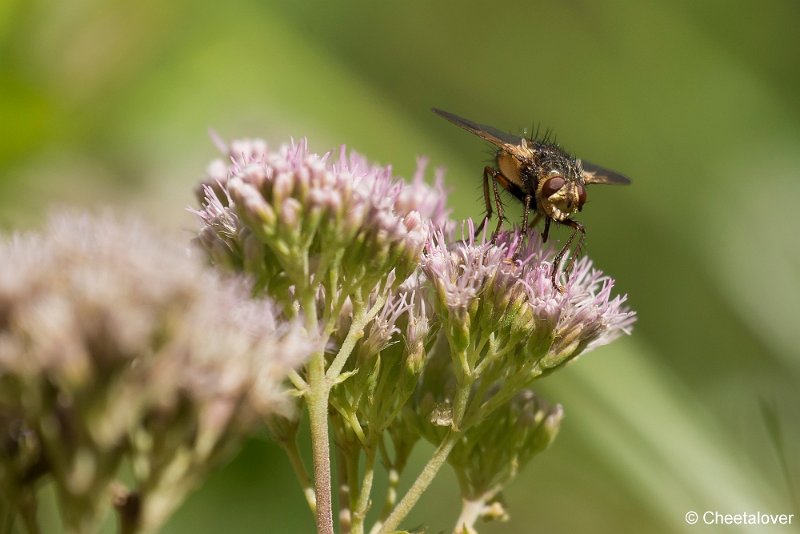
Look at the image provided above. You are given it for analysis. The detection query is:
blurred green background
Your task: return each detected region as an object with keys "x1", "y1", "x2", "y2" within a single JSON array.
[{"x1": 2, "y1": 0, "x2": 799, "y2": 532}]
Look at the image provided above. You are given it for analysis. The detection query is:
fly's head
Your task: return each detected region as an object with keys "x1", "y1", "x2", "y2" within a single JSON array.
[{"x1": 535, "y1": 157, "x2": 586, "y2": 222}]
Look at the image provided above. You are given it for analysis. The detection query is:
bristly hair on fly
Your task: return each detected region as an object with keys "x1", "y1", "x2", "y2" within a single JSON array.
[{"x1": 525, "y1": 122, "x2": 557, "y2": 147}]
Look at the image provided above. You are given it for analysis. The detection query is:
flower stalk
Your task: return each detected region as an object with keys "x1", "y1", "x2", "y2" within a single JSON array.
[
  {"x1": 284, "y1": 437, "x2": 317, "y2": 513},
  {"x1": 307, "y1": 351, "x2": 335, "y2": 534},
  {"x1": 376, "y1": 379, "x2": 472, "y2": 534}
]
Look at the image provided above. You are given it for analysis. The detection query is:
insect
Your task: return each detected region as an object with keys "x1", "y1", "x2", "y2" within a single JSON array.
[{"x1": 432, "y1": 108, "x2": 631, "y2": 290}]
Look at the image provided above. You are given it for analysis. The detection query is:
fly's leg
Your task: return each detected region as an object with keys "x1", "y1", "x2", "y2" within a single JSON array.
[
  {"x1": 563, "y1": 225, "x2": 586, "y2": 279},
  {"x1": 542, "y1": 218, "x2": 552, "y2": 242},
  {"x1": 520, "y1": 194, "x2": 534, "y2": 230},
  {"x1": 551, "y1": 219, "x2": 585, "y2": 292},
  {"x1": 474, "y1": 166, "x2": 495, "y2": 237},
  {"x1": 489, "y1": 168, "x2": 505, "y2": 243},
  {"x1": 513, "y1": 193, "x2": 534, "y2": 259},
  {"x1": 473, "y1": 166, "x2": 506, "y2": 243},
  {"x1": 528, "y1": 212, "x2": 542, "y2": 231}
]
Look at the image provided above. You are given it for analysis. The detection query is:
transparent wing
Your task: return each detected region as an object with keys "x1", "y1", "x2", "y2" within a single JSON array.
[
  {"x1": 580, "y1": 159, "x2": 631, "y2": 185},
  {"x1": 432, "y1": 108, "x2": 526, "y2": 151}
]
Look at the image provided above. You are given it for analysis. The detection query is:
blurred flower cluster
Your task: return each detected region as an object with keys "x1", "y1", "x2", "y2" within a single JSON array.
[
  {"x1": 194, "y1": 137, "x2": 635, "y2": 534},
  {"x1": 0, "y1": 213, "x2": 312, "y2": 533}
]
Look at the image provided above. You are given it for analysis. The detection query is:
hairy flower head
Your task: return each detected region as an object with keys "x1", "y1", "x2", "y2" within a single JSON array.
[
  {"x1": 422, "y1": 224, "x2": 635, "y2": 381},
  {"x1": 407, "y1": 221, "x2": 634, "y2": 481},
  {"x1": 194, "y1": 138, "x2": 450, "y2": 306}
]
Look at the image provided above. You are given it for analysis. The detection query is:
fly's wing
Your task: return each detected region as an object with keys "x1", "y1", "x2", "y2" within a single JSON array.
[
  {"x1": 580, "y1": 159, "x2": 631, "y2": 185},
  {"x1": 432, "y1": 108, "x2": 528, "y2": 155}
]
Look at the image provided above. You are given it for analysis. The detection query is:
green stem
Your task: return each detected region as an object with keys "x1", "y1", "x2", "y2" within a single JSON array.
[
  {"x1": 351, "y1": 446, "x2": 377, "y2": 534},
  {"x1": 337, "y1": 447, "x2": 352, "y2": 534},
  {"x1": 326, "y1": 293, "x2": 388, "y2": 381},
  {"x1": 466, "y1": 375, "x2": 494, "y2": 427},
  {"x1": 308, "y1": 351, "x2": 334, "y2": 534},
  {"x1": 304, "y1": 288, "x2": 335, "y2": 534},
  {"x1": 307, "y1": 287, "x2": 386, "y2": 534},
  {"x1": 371, "y1": 435, "x2": 411, "y2": 534},
  {"x1": 377, "y1": 468, "x2": 399, "y2": 526},
  {"x1": 346, "y1": 448, "x2": 360, "y2": 516},
  {"x1": 461, "y1": 364, "x2": 535, "y2": 430},
  {"x1": 376, "y1": 433, "x2": 460, "y2": 534},
  {"x1": 345, "y1": 413, "x2": 368, "y2": 449},
  {"x1": 371, "y1": 462, "x2": 404, "y2": 534},
  {"x1": 281, "y1": 438, "x2": 316, "y2": 514},
  {"x1": 287, "y1": 369, "x2": 308, "y2": 392},
  {"x1": 376, "y1": 383, "x2": 472, "y2": 534}
]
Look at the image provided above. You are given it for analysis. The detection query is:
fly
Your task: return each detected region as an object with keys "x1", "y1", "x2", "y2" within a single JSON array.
[{"x1": 433, "y1": 108, "x2": 631, "y2": 290}]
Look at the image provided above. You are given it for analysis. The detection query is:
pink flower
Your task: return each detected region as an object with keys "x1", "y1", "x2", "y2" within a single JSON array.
[
  {"x1": 421, "y1": 224, "x2": 635, "y2": 374},
  {"x1": 194, "y1": 139, "x2": 452, "y2": 302}
]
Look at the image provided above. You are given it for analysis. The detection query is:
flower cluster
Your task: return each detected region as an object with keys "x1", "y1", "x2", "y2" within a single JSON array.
[
  {"x1": 190, "y1": 136, "x2": 635, "y2": 534},
  {"x1": 193, "y1": 138, "x2": 457, "y2": 534},
  {"x1": 0, "y1": 213, "x2": 312, "y2": 533},
  {"x1": 422, "y1": 226, "x2": 635, "y2": 386},
  {"x1": 0, "y1": 128, "x2": 635, "y2": 534},
  {"x1": 448, "y1": 390, "x2": 563, "y2": 533},
  {"x1": 408, "y1": 226, "x2": 633, "y2": 456},
  {"x1": 330, "y1": 275, "x2": 432, "y2": 446},
  {"x1": 194, "y1": 139, "x2": 449, "y2": 312}
]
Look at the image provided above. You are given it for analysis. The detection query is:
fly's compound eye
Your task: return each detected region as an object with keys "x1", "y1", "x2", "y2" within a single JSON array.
[
  {"x1": 577, "y1": 184, "x2": 587, "y2": 210},
  {"x1": 541, "y1": 176, "x2": 565, "y2": 198}
]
